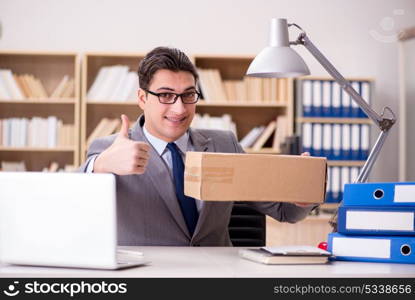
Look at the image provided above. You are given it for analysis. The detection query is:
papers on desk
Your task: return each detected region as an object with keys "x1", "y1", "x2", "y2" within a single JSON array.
[{"x1": 239, "y1": 246, "x2": 331, "y2": 265}]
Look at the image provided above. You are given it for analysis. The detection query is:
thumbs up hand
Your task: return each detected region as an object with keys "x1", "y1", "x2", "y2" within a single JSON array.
[{"x1": 94, "y1": 115, "x2": 150, "y2": 175}]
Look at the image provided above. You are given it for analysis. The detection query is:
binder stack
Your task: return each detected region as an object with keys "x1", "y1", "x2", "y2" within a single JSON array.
[
  {"x1": 298, "y1": 78, "x2": 373, "y2": 203},
  {"x1": 301, "y1": 79, "x2": 371, "y2": 118},
  {"x1": 327, "y1": 182, "x2": 415, "y2": 263}
]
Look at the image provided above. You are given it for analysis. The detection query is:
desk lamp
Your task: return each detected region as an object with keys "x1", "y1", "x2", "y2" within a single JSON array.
[{"x1": 246, "y1": 18, "x2": 396, "y2": 230}]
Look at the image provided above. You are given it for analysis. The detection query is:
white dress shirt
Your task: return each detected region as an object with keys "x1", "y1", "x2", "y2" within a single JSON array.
[{"x1": 86, "y1": 126, "x2": 203, "y2": 212}]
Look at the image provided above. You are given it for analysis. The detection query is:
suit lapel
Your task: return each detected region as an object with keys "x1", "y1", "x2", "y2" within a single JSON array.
[{"x1": 130, "y1": 115, "x2": 190, "y2": 239}]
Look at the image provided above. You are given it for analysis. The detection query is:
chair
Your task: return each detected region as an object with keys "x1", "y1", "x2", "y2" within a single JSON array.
[{"x1": 228, "y1": 202, "x2": 266, "y2": 246}]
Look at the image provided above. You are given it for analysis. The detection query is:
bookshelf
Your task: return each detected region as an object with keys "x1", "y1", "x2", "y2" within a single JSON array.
[
  {"x1": 0, "y1": 51, "x2": 80, "y2": 171},
  {"x1": 80, "y1": 52, "x2": 146, "y2": 162},
  {"x1": 80, "y1": 53, "x2": 295, "y2": 161},
  {"x1": 295, "y1": 76, "x2": 374, "y2": 204},
  {"x1": 193, "y1": 54, "x2": 294, "y2": 154}
]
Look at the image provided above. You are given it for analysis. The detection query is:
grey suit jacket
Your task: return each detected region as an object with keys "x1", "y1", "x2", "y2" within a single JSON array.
[{"x1": 79, "y1": 115, "x2": 314, "y2": 246}]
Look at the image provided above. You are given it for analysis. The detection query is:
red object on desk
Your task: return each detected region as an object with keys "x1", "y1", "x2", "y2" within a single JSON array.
[{"x1": 318, "y1": 242, "x2": 328, "y2": 250}]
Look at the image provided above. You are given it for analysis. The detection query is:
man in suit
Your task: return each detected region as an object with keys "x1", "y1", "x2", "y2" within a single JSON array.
[{"x1": 79, "y1": 47, "x2": 317, "y2": 246}]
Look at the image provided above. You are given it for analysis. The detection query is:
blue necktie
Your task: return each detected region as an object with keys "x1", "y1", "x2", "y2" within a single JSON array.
[{"x1": 166, "y1": 142, "x2": 199, "y2": 235}]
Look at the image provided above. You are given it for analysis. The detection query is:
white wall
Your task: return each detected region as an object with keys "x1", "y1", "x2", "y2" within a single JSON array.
[{"x1": 1, "y1": 0, "x2": 414, "y2": 181}]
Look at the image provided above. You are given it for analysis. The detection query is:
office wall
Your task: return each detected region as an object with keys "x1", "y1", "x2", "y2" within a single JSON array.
[
  {"x1": 1, "y1": 0, "x2": 414, "y2": 181},
  {"x1": 402, "y1": 39, "x2": 415, "y2": 180}
]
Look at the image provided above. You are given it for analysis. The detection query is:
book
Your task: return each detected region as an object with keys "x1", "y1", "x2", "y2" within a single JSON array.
[
  {"x1": 239, "y1": 126, "x2": 265, "y2": 148},
  {"x1": 50, "y1": 75, "x2": 69, "y2": 98},
  {"x1": 86, "y1": 118, "x2": 121, "y2": 147},
  {"x1": 252, "y1": 120, "x2": 276, "y2": 151},
  {"x1": 239, "y1": 246, "x2": 331, "y2": 265},
  {"x1": 1, "y1": 161, "x2": 26, "y2": 172},
  {"x1": 272, "y1": 116, "x2": 287, "y2": 152},
  {"x1": 0, "y1": 69, "x2": 25, "y2": 99}
]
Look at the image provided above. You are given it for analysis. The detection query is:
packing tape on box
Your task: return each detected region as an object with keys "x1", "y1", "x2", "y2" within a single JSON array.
[{"x1": 185, "y1": 167, "x2": 234, "y2": 184}]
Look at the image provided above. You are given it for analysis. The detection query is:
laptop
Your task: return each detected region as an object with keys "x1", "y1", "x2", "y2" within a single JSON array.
[{"x1": 0, "y1": 172, "x2": 147, "y2": 270}]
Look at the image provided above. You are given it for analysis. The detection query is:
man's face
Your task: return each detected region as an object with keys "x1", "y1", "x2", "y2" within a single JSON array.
[{"x1": 138, "y1": 69, "x2": 197, "y2": 142}]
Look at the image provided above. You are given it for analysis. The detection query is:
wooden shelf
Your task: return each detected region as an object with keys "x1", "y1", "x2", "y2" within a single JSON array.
[
  {"x1": 0, "y1": 146, "x2": 75, "y2": 152},
  {"x1": 304, "y1": 214, "x2": 333, "y2": 222},
  {"x1": 297, "y1": 117, "x2": 372, "y2": 124},
  {"x1": 81, "y1": 53, "x2": 294, "y2": 163},
  {"x1": 87, "y1": 101, "x2": 137, "y2": 105},
  {"x1": 320, "y1": 203, "x2": 340, "y2": 210},
  {"x1": 297, "y1": 75, "x2": 375, "y2": 82},
  {"x1": 328, "y1": 160, "x2": 366, "y2": 167},
  {"x1": 0, "y1": 51, "x2": 81, "y2": 170},
  {"x1": 0, "y1": 98, "x2": 76, "y2": 104},
  {"x1": 197, "y1": 101, "x2": 287, "y2": 108},
  {"x1": 244, "y1": 148, "x2": 280, "y2": 154}
]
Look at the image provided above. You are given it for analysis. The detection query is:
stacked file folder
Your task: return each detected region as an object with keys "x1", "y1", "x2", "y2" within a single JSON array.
[
  {"x1": 301, "y1": 123, "x2": 370, "y2": 161},
  {"x1": 328, "y1": 182, "x2": 415, "y2": 263},
  {"x1": 325, "y1": 166, "x2": 361, "y2": 203},
  {"x1": 301, "y1": 80, "x2": 371, "y2": 118}
]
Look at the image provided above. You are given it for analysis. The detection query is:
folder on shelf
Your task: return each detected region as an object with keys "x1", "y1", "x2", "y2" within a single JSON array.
[
  {"x1": 322, "y1": 81, "x2": 331, "y2": 117},
  {"x1": 343, "y1": 182, "x2": 415, "y2": 206},
  {"x1": 301, "y1": 123, "x2": 312, "y2": 155},
  {"x1": 341, "y1": 87, "x2": 351, "y2": 118},
  {"x1": 350, "y1": 81, "x2": 361, "y2": 118},
  {"x1": 312, "y1": 80, "x2": 322, "y2": 117},
  {"x1": 350, "y1": 124, "x2": 360, "y2": 160},
  {"x1": 325, "y1": 167, "x2": 333, "y2": 203},
  {"x1": 338, "y1": 206, "x2": 415, "y2": 235},
  {"x1": 312, "y1": 123, "x2": 322, "y2": 157},
  {"x1": 332, "y1": 124, "x2": 341, "y2": 160},
  {"x1": 302, "y1": 80, "x2": 312, "y2": 117},
  {"x1": 340, "y1": 166, "x2": 350, "y2": 197},
  {"x1": 330, "y1": 167, "x2": 342, "y2": 203},
  {"x1": 328, "y1": 232, "x2": 415, "y2": 264},
  {"x1": 359, "y1": 81, "x2": 371, "y2": 118},
  {"x1": 360, "y1": 124, "x2": 370, "y2": 160},
  {"x1": 341, "y1": 124, "x2": 351, "y2": 160},
  {"x1": 322, "y1": 124, "x2": 332, "y2": 159},
  {"x1": 332, "y1": 82, "x2": 342, "y2": 117},
  {"x1": 350, "y1": 167, "x2": 360, "y2": 183}
]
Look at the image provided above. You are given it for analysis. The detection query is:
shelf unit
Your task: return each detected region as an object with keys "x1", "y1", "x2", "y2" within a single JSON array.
[
  {"x1": 80, "y1": 52, "x2": 146, "y2": 162},
  {"x1": 0, "y1": 51, "x2": 80, "y2": 171},
  {"x1": 295, "y1": 76, "x2": 374, "y2": 203},
  {"x1": 81, "y1": 53, "x2": 295, "y2": 161},
  {"x1": 193, "y1": 54, "x2": 294, "y2": 153}
]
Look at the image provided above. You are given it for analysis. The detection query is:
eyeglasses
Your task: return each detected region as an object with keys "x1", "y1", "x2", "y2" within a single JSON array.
[{"x1": 143, "y1": 89, "x2": 200, "y2": 104}]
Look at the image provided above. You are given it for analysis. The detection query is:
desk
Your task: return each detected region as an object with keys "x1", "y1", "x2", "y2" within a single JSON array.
[{"x1": 1, "y1": 247, "x2": 415, "y2": 278}]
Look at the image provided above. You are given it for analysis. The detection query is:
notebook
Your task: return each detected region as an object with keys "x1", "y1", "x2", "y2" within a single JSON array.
[{"x1": 239, "y1": 246, "x2": 331, "y2": 265}]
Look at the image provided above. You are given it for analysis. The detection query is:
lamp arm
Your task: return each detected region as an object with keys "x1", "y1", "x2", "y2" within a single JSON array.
[{"x1": 289, "y1": 28, "x2": 397, "y2": 230}]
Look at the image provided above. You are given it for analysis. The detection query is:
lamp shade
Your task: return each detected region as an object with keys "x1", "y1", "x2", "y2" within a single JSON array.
[{"x1": 246, "y1": 18, "x2": 310, "y2": 78}]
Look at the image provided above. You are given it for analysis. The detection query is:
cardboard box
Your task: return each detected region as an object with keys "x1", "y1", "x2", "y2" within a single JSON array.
[{"x1": 184, "y1": 152, "x2": 327, "y2": 203}]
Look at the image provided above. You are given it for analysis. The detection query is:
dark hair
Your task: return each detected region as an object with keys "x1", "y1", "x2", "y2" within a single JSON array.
[{"x1": 137, "y1": 47, "x2": 198, "y2": 90}]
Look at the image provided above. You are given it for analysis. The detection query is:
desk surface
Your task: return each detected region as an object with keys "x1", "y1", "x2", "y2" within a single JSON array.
[{"x1": 1, "y1": 247, "x2": 415, "y2": 278}]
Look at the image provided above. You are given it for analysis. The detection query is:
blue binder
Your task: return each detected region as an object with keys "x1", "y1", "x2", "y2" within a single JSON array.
[
  {"x1": 338, "y1": 206, "x2": 415, "y2": 236},
  {"x1": 328, "y1": 233, "x2": 415, "y2": 264},
  {"x1": 331, "y1": 82, "x2": 342, "y2": 117},
  {"x1": 343, "y1": 182, "x2": 415, "y2": 206},
  {"x1": 302, "y1": 80, "x2": 313, "y2": 117},
  {"x1": 350, "y1": 81, "x2": 361, "y2": 118},
  {"x1": 312, "y1": 80, "x2": 322, "y2": 117}
]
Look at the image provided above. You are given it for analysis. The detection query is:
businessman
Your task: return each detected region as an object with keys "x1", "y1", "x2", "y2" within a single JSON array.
[{"x1": 79, "y1": 46, "x2": 317, "y2": 246}]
